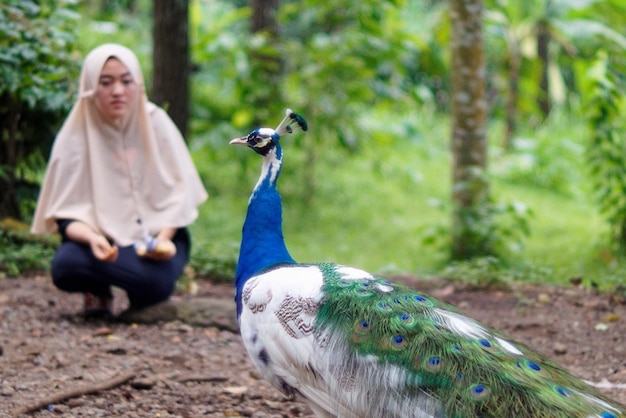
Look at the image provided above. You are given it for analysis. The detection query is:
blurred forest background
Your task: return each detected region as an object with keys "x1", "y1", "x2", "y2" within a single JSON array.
[{"x1": 1, "y1": 0, "x2": 626, "y2": 291}]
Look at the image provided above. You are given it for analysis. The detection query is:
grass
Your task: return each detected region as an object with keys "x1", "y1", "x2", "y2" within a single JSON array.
[{"x1": 188, "y1": 107, "x2": 624, "y2": 290}]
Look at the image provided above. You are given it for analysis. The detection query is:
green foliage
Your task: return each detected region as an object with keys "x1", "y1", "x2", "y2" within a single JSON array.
[
  {"x1": 279, "y1": 0, "x2": 418, "y2": 148},
  {"x1": 0, "y1": 0, "x2": 80, "y2": 108},
  {"x1": 189, "y1": 0, "x2": 421, "y2": 148},
  {"x1": 491, "y1": 112, "x2": 586, "y2": 197},
  {"x1": 5, "y1": 0, "x2": 626, "y2": 293},
  {"x1": 0, "y1": 0, "x2": 81, "y2": 219},
  {"x1": 189, "y1": 1, "x2": 252, "y2": 133},
  {"x1": 189, "y1": 240, "x2": 238, "y2": 283},
  {"x1": 484, "y1": 0, "x2": 626, "y2": 136},
  {"x1": 0, "y1": 219, "x2": 58, "y2": 278},
  {"x1": 439, "y1": 256, "x2": 552, "y2": 290},
  {"x1": 75, "y1": 1, "x2": 152, "y2": 78},
  {"x1": 0, "y1": 235, "x2": 56, "y2": 278},
  {"x1": 423, "y1": 197, "x2": 532, "y2": 261},
  {"x1": 579, "y1": 51, "x2": 626, "y2": 254}
]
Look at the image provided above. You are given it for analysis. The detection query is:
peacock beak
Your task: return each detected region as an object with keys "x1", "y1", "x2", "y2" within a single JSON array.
[{"x1": 229, "y1": 137, "x2": 248, "y2": 146}]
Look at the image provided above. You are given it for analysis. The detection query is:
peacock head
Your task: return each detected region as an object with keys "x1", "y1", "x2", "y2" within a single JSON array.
[
  {"x1": 230, "y1": 127, "x2": 279, "y2": 156},
  {"x1": 229, "y1": 108, "x2": 308, "y2": 155}
]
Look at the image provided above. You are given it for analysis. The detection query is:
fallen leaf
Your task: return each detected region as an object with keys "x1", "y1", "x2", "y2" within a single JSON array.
[
  {"x1": 264, "y1": 400, "x2": 282, "y2": 408},
  {"x1": 223, "y1": 386, "x2": 248, "y2": 395},
  {"x1": 594, "y1": 322, "x2": 609, "y2": 332},
  {"x1": 93, "y1": 327, "x2": 113, "y2": 337}
]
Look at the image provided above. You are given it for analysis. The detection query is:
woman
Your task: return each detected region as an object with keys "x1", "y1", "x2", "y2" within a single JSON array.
[{"x1": 31, "y1": 43, "x2": 208, "y2": 318}]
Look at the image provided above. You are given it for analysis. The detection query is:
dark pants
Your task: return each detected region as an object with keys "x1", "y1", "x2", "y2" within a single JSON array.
[{"x1": 51, "y1": 228, "x2": 190, "y2": 309}]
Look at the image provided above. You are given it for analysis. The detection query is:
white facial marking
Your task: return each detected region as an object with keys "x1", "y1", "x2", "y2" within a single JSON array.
[{"x1": 258, "y1": 127, "x2": 275, "y2": 136}]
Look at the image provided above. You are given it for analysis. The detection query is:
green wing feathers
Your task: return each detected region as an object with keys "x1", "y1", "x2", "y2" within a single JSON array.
[{"x1": 315, "y1": 263, "x2": 624, "y2": 418}]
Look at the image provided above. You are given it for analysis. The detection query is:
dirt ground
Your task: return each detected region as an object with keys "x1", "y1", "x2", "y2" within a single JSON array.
[{"x1": 1, "y1": 273, "x2": 626, "y2": 418}]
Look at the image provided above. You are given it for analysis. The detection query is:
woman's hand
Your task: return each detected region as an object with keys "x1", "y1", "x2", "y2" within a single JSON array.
[
  {"x1": 142, "y1": 238, "x2": 176, "y2": 261},
  {"x1": 90, "y1": 234, "x2": 119, "y2": 262},
  {"x1": 136, "y1": 227, "x2": 177, "y2": 261},
  {"x1": 65, "y1": 221, "x2": 118, "y2": 263}
]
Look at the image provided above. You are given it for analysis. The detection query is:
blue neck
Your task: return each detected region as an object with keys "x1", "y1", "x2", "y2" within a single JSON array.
[{"x1": 235, "y1": 145, "x2": 295, "y2": 317}]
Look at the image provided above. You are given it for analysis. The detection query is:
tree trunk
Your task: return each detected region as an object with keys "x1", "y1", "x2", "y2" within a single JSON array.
[
  {"x1": 450, "y1": 0, "x2": 490, "y2": 260},
  {"x1": 504, "y1": 41, "x2": 520, "y2": 150},
  {"x1": 0, "y1": 103, "x2": 22, "y2": 219},
  {"x1": 249, "y1": 0, "x2": 282, "y2": 126},
  {"x1": 536, "y1": 17, "x2": 551, "y2": 117},
  {"x1": 152, "y1": 0, "x2": 190, "y2": 138},
  {"x1": 251, "y1": 0, "x2": 279, "y2": 33}
]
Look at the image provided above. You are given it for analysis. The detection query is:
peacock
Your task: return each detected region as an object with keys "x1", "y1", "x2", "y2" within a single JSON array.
[{"x1": 229, "y1": 109, "x2": 625, "y2": 418}]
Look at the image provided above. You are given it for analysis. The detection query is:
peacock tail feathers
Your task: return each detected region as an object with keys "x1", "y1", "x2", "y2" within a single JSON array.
[{"x1": 315, "y1": 262, "x2": 624, "y2": 418}]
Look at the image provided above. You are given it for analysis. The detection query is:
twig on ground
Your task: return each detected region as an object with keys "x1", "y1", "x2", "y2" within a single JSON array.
[
  {"x1": 177, "y1": 374, "x2": 229, "y2": 383},
  {"x1": 12, "y1": 370, "x2": 136, "y2": 417}
]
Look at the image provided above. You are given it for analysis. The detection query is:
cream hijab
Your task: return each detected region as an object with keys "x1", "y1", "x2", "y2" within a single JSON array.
[{"x1": 31, "y1": 43, "x2": 208, "y2": 246}]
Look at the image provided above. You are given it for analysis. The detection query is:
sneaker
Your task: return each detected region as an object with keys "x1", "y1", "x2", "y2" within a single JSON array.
[{"x1": 83, "y1": 292, "x2": 113, "y2": 319}]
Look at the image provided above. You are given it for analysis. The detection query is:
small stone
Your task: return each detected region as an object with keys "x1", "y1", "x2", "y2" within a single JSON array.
[
  {"x1": 117, "y1": 301, "x2": 178, "y2": 324},
  {"x1": 263, "y1": 400, "x2": 282, "y2": 409},
  {"x1": 67, "y1": 398, "x2": 84, "y2": 407},
  {"x1": 553, "y1": 343, "x2": 567, "y2": 355},
  {"x1": 536, "y1": 293, "x2": 551, "y2": 304},
  {"x1": 240, "y1": 407, "x2": 256, "y2": 416},
  {"x1": 249, "y1": 370, "x2": 263, "y2": 380},
  {"x1": 131, "y1": 378, "x2": 155, "y2": 390},
  {"x1": 93, "y1": 327, "x2": 114, "y2": 337},
  {"x1": 106, "y1": 347, "x2": 128, "y2": 355},
  {"x1": 457, "y1": 301, "x2": 469, "y2": 310},
  {"x1": 52, "y1": 404, "x2": 69, "y2": 414},
  {"x1": 1, "y1": 384, "x2": 15, "y2": 397}
]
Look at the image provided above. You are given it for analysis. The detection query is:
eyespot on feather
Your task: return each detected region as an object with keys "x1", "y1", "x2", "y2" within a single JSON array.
[
  {"x1": 469, "y1": 384, "x2": 490, "y2": 400},
  {"x1": 376, "y1": 301, "x2": 393, "y2": 312},
  {"x1": 406, "y1": 294, "x2": 434, "y2": 307},
  {"x1": 396, "y1": 313, "x2": 417, "y2": 327},
  {"x1": 553, "y1": 385, "x2": 571, "y2": 398},
  {"x1": 352, "y1": 280, "x2": 374, "y2": 297},
  {"x1": 390, "y1": 335, "x2": 408, "y2": 350},
  {"x1": 425, "y1": 356, "x2": 444, "y2": 371},
  {"x1": 476, "y1": 338, "x2": 499, "y2": 353},
  {"x1": 354, "y1": 319, "x2": 371, "y2": 335},
  {"x1": 354, "y1": 288, "x2": 373, "y2": 297},
  {"x1": 517, "y1": 359, "x2": 549, "y2": 377}
]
